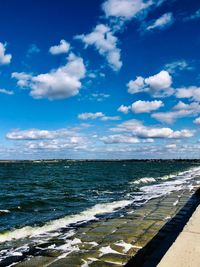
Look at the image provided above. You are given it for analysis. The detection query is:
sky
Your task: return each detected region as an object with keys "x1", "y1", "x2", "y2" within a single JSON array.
[{"x1": 0, "y1": 0, "x2": 200, "y2": 159}]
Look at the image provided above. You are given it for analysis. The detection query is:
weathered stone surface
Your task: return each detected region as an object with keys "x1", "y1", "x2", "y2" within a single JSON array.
[
  {"x1": 13, "y1": 188, "x2": 195, "y2": 267},
  {"x1": 47, "y1": 256, "x2": 84, "y2": 267},
  {"x1": 77, "y1": 232, "x2": 105, "y2": 243},
  {"x1": 89, "y1": 260, "x2": 121, "y2": 267},
  {"x1": 78, "y1": 250, "x2": 101, "y2": 260},
  {"x1": 89, "y1": 226, "x2": 117, "y2": 235},
  {"x1": 99, "y1": 253, "x2": 131, "y2": 264},
  {"x1": 14, "y1": 256, "x2": 55, "y2": 267},
  {"x1": 110, "y1": 244, "x2": 126, "y2": 254},
  {"x1": 39, "y1": 249, "x2": 62, "y2": 257}
]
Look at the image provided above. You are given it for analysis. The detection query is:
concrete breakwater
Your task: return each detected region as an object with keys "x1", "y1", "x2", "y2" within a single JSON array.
[{"x1": 1, "y1": 185, "x2": 199, "y2": 267}]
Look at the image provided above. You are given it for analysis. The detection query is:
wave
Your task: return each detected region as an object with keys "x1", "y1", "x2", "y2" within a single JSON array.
[
  {"x1": 131, "y1": 177, "x2": 156, "y2": 185},
  {"x1": 0, "y1": 210, "x2": 10, "y2": 214},
  {"x1": 0, "y1": 200, "x2": 132, "y2": 243},
  {"x1": 1, "y1": 166, "x2": 200, "y2": 245},
  {"x1": 129, "y1": 167, "x2": 199, "y2": 186},
  {"x1": 127, "y1": 166, "x2": 200, "y2": 206},
  {"x1": 138, "y1": 166, "x2": 200, "y2": 201}
]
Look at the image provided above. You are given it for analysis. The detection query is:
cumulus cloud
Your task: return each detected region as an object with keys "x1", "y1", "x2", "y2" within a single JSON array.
[
  {"x1": 101, "y1": 115, "x2": 121, "y2": 121},
  {"x1": 0, "y1": 42, "x2": 12, "y2": 65},
  {"x1": 78, "y1": 112, "x2": 120, "y2": 121},
  {"x1": 127, "y1": 76, "x2": 146, "y2": 94},
  {"x1": 78, "y1": 112, "x2": 104, "y2": 120},
  {"x1": 76, "y1": 24, "x2": 122, "y2": 71},
  {"x1": 176, "y1": 86, "x2": 200, "y2": 102},
  {"x1": 117, "y1": 104, "x2": 130, "y2": 114},
  {"x1": 0, "y1": 89, "x2": 14, "y2": 95},
  {"x1": 100, "y1": 134, "x2": 140, "y2": 144},
  {"x1": 152, "y1": 110, "x2": 189, "y2": 124},
  {"x1": 127, "y1": 70, "x2": 173, "y2": 97},
  {"x1": 145, "y1": 70, "x2": 172, "y2": 92},
  {"x1": 152, "y1": 101, "x2": 200, "y2": 124},
  {"x1": 193, "y1": 117, "x2": 200, "y2": 125},
  {"x1": 12, "y1": 53, "x2": 86, "y2": 100},
  {"x1": 110, "y1": 119, "x2": 194, "y2": 139},
  {"x1": 102, "y1": 0, "x2": 152, "y2": 22},
  {"x1": 146, "y1": 12, "x2": 174, "y2": 31},
  {"x1": 131, "y1": 100, "x2": 163, "y2": 113},
  {"x1": 12, "y1": 72, "x2": 32, "y2": 87},
  {"x1": 49, "y1": 39, "x2": 70, "y2": 55},
  {"x1": 6, "y1": 127, "x2": 90, "y2": 154},
  {"x1": 6, "y1": 128, "x2": 75, "y2": 140},
  {"x1": 25, "y1": 137, "x2": 87, "y2": 151}
]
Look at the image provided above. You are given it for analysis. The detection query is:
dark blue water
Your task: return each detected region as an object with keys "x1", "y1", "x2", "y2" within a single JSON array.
[{"x1": 0, "y1": 160, "x2": 197, "y2": 233}]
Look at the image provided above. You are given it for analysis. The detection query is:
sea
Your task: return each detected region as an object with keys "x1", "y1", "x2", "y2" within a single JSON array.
[{"x1": 0, "y1": 160, "x2": 200, "y2": 266}]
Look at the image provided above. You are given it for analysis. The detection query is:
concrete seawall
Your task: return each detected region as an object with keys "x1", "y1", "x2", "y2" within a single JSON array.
[
  {"x1": 126, "y1": 188, "x2": 200, "y2": 267},
  {"x1": 158, "y1": 193, "x2": 200, "y2": 267}
]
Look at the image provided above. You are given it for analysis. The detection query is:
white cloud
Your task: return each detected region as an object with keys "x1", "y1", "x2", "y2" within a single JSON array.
[
  {"x1": 12, "y1": 72, "x2": 32, "y2": 87},
  {"x1": 0, "y1": 42, "x2": 12, "y2": 65},
  {"x1": 152, "y1": 110, "x2": 189, "y2": 124},
  {"x1": 176, "y1": 86, "x2": 200, "y2": 102},
  {"x1": 100, "y1": 134, "x2": 140, "y2": 144},
  {"x1": 49, "y1": 39, "x2": 70, "y2": 55},
  {"x1": 131, "y1": 100, "x2": 163, "y2": 113},
  {"x1": 0, "y1": 89, "x2": 14, "y2": 95},
  {"x1": 110, "y1": 119, "x2": 194, "y2": 139},
  {"x1": 185, "y1": 9, "x2": 200, "y2": 21},
  {"x1": 145, "y1": 70, "x2": 172, "y2": 91},
  {"x1": 78, "y1": 112, "x2": 120, "y2": 121},
  {"x1": 91, "y1": 93, "x2": 110, "y2": 101},
  {"x1": 6, "y1": 128, "x2": 75, "y2": 140},
  {"x1": 193, "y1": 117, "x2": 200, "y2": 124},
  {"x1": 127, "y1": 70, "x2": 173, "y2": 97},
  {"x1": 12, "y1": 53, "x2": 86, "y2": 100},
  {"x1": 100, "y1": 115, "x2": 121, "y2": 121},
  {"x1": 6, "y1": 127, "x2": 90, "y2": 154},
  {"x1": 117, "y1": 104, "x2": 130, "y2": 114},
  {"x1": 147, "y1": 12, "x2": 174, "y2": 31},
  {"x1": 25, "y1": 137, "x2": 87, "y2": 151},
  {"x1": 78, "y1": 112, "x2": 104, "y2": 120},
  {"x1": 102, "y1": 0, "x2": 152, "y2": 21},
  {"x1": 165, "y1": 143, "x2": 176, "y2": 149},
  {"x1": 76, "y1": 24, "x2": 122, "y2": 71},
  {"x1": 152, "y1": 101, "x2": 200, "y2": 123},
  {"x1": 127, "y1": 76, "x2": 146, "y2": 94},
  {"x1": 164, "y1": 60, "x2": 192, "y2": 74}
]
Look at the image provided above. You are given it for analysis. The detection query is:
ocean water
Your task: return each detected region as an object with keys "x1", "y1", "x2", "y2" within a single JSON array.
[{"x1": 0, "y1": 160, "x2": 200, "y2": 264}]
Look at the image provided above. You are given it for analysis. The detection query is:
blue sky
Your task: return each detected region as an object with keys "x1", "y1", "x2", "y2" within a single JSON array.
[{"x1": 0, "y1": 0, "x2": 200, "y2": 159}]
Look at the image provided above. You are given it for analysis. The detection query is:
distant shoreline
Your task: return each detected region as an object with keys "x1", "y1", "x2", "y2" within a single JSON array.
[{"x1": 0, "y1": 159, "x2": 200, "y2": 163}]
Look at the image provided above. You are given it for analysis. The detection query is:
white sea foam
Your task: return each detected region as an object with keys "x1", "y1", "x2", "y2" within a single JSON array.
[
  {"x1": 115, "y1": 240, "x2": 133, "y2": 253},
  {"x1": 173, "y1": 200, "x2": 179, "y2": 206},
  {"x1": 138, "y1": 166, "x2": 200, "y2": 202},
  {"x1": 131, "y1": 177, "x2": 156, "y2": 185},
  {"x1": 99, "y1": 245, "x2": 122, "y2": 255},
  {"x1": 0, "y1": 200, "x2": 132, "y2": 243},
  {"x1": 129, "y1": 168, "x2": 197, "y2": 186},
  {"x1": 55, "y1": 238, "x2": 92, "y2": 260},
  {"x1": 127, "y1": 166, "x2": 200, "y2": 207},
  {"x1": 160, "y1": 173, "x2": 177, "y2": 180},
  {"x1": 0, "y1": 210, "x2": 10, "y2": 214}
]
